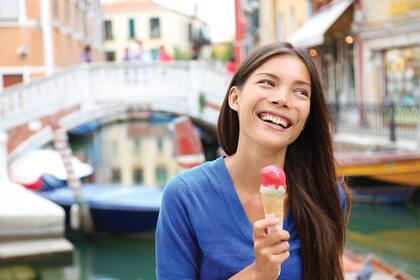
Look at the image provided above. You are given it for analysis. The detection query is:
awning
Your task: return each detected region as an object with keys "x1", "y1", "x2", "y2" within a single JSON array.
[{"x1": 290, "y1": 0, "x2": 354, "y2": 48}]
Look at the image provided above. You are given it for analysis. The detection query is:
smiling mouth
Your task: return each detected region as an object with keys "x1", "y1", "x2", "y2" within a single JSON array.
[{"x1": 258, "y1": 112, "x2": 291, "y2": 129}]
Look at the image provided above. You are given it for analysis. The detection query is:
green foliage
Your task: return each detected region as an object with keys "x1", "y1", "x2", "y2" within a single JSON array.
[
  {"x1": 173, "y1": 48, "x2": 190, "y2": 60},
  {"x1": 210, "y1": 42, "x2": 234, "y2": 62},
  {"x1": 198, "y1": 92, "x2": 206, "y2": 113}
]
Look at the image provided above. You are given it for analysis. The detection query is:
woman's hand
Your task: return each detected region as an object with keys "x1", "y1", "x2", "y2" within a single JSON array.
[
  {"x1": 251, "y1": 217, "x2": 290, "y2": 279},
  {"x1": 228, "y1": 217, "x2": 290, "y2": 280}
]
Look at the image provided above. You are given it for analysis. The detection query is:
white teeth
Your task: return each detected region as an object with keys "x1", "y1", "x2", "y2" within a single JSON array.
[{"x1": 260, "y1": 113, "x2": 289, "y2": 128}]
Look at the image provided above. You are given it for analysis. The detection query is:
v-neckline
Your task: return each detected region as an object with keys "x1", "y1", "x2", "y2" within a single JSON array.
[{"x1": 217, "y1": 157, "x2": 292, "y2": 241}]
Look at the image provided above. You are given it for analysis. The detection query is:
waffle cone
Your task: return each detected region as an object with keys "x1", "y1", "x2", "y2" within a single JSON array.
[{"x1": 261, "y1": 192, "x2": 285, "y2": 224}]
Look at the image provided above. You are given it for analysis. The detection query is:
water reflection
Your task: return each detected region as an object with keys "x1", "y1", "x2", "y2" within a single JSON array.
[
  {"x1": 0, "y1": 233, "x2": 156, "y2": 280},
  {"x1": 70, "y1": 115, "x2": 199, "y2": 187},
  {"x1": 347, "y1": 199, "x2": 420, "y2": 277}
]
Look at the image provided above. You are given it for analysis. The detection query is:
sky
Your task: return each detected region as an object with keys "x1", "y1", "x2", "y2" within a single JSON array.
[{"x1": 154, "y1": 0, "x2": 235, "y2": 43}]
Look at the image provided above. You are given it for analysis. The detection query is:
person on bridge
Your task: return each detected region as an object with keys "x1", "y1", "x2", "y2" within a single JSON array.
[
  {"x1": 81, "y1": 45, "x2": 92, "y2": 63},
  {"x1": 158, "y1": 45, "x2": 172, "y2": 62},
  {"x1": 156, "y1": 42, "x2": 351, "y2": 280}
]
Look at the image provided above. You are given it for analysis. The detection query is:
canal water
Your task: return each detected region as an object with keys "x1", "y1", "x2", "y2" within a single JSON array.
[{"x1": 1, "y1": 117, "x2": 419, "y2": 279}]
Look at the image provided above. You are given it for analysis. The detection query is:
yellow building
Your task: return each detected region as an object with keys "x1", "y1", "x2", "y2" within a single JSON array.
[
  {"x1": 101, "y1": 0, "x2": 209, "y2": 61},
  {"x1": 97, "y1": 121, "x2": 178, "y2": 186},
  {"x1": 0, "y1": 0, "x2": 103, "y2": 90},
  {"x1": 258, "y1": 0, "x2": 311, "y2": 45}
]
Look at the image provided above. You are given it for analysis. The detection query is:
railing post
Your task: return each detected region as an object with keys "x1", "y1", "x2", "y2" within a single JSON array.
[
  {"x1": 417, "y1": 106, "x2": 420, "y2": 147},
  {"x1": 389, "y1": 101, "x2": 396, "y2": 142},
  {"x1": 0, "y1": 131, "x2": 8, "y2": 183},
  {"x1": 188, "y1": 61, "x2": 200, "y2": 117}
]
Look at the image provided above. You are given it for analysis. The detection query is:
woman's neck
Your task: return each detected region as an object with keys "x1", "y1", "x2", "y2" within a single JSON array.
[{"x1": 225, "y1": 138, "x2": 287, "y2": 193}]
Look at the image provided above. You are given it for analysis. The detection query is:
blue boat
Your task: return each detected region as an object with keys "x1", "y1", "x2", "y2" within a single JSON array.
[
  {"x1": 351, "y1": 185, "x2": 416, "y2": 204},
  {"x1": 70, "y1": 121, "x2": 100, "y2": 135},
  {"x1": 39, "y1": 184, "x2": 163, "y2": 234}
]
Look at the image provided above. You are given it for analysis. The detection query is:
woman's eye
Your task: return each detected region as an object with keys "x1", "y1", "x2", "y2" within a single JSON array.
[
  {"x1": 295, "y1": 88, "x2": 309, "y2": 96},
  {"x1": 259, "y1": 79, "x2": 275, "y2": 87}
]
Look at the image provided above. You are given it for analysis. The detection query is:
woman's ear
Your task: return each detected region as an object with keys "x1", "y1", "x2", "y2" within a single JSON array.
[{"x1": 228, "y1": 86, "x2": 240, "y2": 112}]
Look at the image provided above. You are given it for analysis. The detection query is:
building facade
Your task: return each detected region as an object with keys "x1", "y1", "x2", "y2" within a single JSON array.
[
  {"x1": 258, "y1": 0, "x2": 311, "y2": 45},
  {"x1": 0, "y1": 0, "x2": 103, "y2": 90},
  {"x1": 101, "y1": 0, "x2": 209, "y2": 62},
  {"x1": 289, "y1": 0, "x2": 355, "y2": 104},
  {"x1": 353, "y1": 0, "x2": 420, "y2": 106}
]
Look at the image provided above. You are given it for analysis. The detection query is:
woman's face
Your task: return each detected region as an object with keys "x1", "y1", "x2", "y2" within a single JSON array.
[{"x1": 229, "y1": 54, "x2": 311, "y2": 151}]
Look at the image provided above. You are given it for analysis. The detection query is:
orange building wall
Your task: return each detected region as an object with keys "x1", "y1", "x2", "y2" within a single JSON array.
[
  {"x1": 30, "y1": 73, "x2": 45, "y2": 80},
  {"x1": 0, "y1": 28, "x2": 44, "y2": 66},
  {"x1": 26, "y1": 0, "x2": 41, "y2": 20},
  {"x1": 53, "y1": 29, "x2": 82, "y2": 67}
]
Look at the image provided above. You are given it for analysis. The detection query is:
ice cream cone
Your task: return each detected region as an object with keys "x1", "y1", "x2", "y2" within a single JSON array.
[
  {"x1": 261, "y1": 191, "x2": 286, "y2": 229},
  {"x1": 260, "y1": 165, "x2": 287, "y2": 233}
]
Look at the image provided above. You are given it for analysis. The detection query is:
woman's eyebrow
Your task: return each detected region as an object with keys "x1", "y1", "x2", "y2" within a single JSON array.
[
  {"x1": 294, "y1": 80, "x2": 311, "y2": 87},
  {"x1": 254, "y1": 72, "x2": 279, "y2": 80}
]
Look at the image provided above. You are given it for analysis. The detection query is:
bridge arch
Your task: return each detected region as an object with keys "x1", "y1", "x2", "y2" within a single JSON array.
[{"x1": 1, "y1": 62, "x2": 229, "y2": 162}]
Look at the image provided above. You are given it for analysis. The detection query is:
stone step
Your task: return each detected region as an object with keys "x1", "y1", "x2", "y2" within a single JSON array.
[
  {"x1": 0, "y1": 238, "x2": 73, "y2": 265},
  {"x1": 0, "y1": 180, "x2": 73, "y2": 263}
]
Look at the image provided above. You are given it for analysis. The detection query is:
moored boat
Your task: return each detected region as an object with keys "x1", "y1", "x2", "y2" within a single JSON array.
[
  {"x1": 39, "y1": 184, "x2": 163, "y2": 235},
  {"x1": 350, "y1": 184, "x2": 416, "y2": 204},
  {"x1": 171, "y1": 116, "x2": 205, "y2": 170},
  {"x1": 9, "y1": 149, "x2": 93, "y2": 191},
  {"x1": 343, "y1": 249, "x2": 414, "y2": 279},
  {"x1": 336, "y1": 150, "x2": 420, "y2": 187},
  {"x1": 336, "y1": 150, "x2": 420, "y2": 203}
]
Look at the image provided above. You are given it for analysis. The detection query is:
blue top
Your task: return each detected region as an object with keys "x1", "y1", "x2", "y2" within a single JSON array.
[{"x1": 156, "y1": 157, "x2": 346, "y2": 279}]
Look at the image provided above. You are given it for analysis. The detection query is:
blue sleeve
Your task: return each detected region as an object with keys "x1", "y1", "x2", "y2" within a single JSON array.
[
  {"x1": 338, "y1": 184, "x2": 347, "y2": 216},
  {"x1": 155, "y1": 176, "x2": 199, "y2": 279}
]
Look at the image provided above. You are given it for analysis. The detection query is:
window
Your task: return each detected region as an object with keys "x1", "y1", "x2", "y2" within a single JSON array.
[
  {"x1": 133, "y1": 168, "x2": 143, "y2": 184},
  {"x1": 128, "y1": 18, "x2": 136, "y2": 39},
  {"x1": 134, "y1": 138, "x2": 142, "y2": 154},
  {"x1": 289, "y1": 6, "x2": 296, "y2": 34},
  {"x1": 0, "y1": 1, "x2": 19, "y2": 21},
  {"x1": 187, "y1": 23, "x2": 192, "y2": 42},
  {"x1": 3, "y1": 74, "x2": 23, "y2": 88},
  {"x1": 276, "y1": 13, "x2": 285, "y2": 41},
  {"x1": 156, "y1": 167, "x2": 167, "y2": 186},
  {"x1": 112, "y1": 140, "x2": 118, "y2": 157},
  {"x1": 105, "y1": 51, "x2": 116, "y2": 62},
  {"x1": 65, "y1": 0, "x2": 71, "y2": 27},
  {"x1": 111, "y1": 168, "x2": 121, "y2": 183},
  {"x1": 104, "y1": 20, "x2": 113, "y2": 40},
  {"x1": 157, "y1": 137, "x2": 164, "y2": 153},
  {"x1": 150, "y1": 17, "x2": 160, "y2": 39},
  {"x1": 52, "y1": 0, "x2": 60, "y2": 20}
]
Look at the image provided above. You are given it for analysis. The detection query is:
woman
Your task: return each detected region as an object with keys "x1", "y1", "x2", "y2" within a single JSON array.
[{"x1": 156, "y1": 42, "x2": 351, "y2": 280}]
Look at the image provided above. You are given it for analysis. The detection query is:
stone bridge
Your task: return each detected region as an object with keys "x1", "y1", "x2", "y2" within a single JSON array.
[{"x1": 0, "y1": 61, "x2": 231, "y2": 180}]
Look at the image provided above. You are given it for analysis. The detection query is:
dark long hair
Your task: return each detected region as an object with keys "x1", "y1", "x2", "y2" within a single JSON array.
[{"x1": 217, "y1": 42, "x2": 351, "y2": 280}]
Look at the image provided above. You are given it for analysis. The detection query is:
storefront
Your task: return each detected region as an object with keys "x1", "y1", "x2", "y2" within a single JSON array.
[
  {"x1": 289, "y1": 0, "x2": 355, "y2": 104},
  {"x1": 384, "y1": 46, "x2": 420, "y2": 106}
]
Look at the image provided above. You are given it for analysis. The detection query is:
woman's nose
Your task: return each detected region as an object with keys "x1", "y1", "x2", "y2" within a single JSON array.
[{"x1": 269, "y1": 89, "x2": 290, "y2": 107}]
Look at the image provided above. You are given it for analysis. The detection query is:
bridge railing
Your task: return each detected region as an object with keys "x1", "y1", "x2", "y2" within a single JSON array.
[
  {"x1": 329, "y1": 102, "x2": 420, "y2": 144},
  {"x1": 0, "y1": 61, "x2": 230, "y2": 131}
]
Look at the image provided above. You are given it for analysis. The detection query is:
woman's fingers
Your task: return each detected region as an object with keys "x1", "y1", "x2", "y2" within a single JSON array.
[
  {"x1": 254, "y1": 228, "x2": 290, "y2": 248},
  {"x1": 267, "y1": 240, "x2": 290, "y2": 255},
  {"x1": 253, "y1": 217, "x2": 281, "y2": 239}
]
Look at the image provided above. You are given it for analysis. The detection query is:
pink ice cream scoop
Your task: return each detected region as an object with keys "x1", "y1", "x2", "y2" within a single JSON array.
[{"x1": 260, "y1": 165, "x2": 287, "y2": 191}]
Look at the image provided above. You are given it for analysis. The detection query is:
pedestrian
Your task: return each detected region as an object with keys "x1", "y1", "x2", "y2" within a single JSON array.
[
  {"x1": 158, "y1": 45, "x2": 172, "y2": 62},
  {"x1": 155, "y1": 42, "x2": 352, "y2": 279},
  {"x1": 81, "y1": 45, "x2": 92, "y2": 63},
  {"x1": 128, "y1": 39, "x2": 144, "y2": 61},
  {"x1": 123, "y1": 47, "x2": 130, "y2": 62}
]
